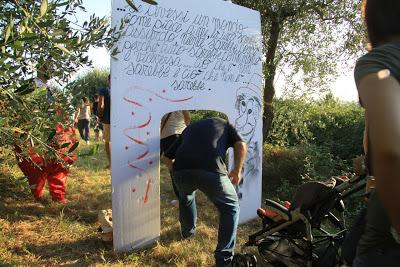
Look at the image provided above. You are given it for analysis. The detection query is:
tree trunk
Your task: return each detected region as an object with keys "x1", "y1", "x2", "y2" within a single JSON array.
[
  {"x1": 262, "y1": 17, "x2": 280, "y2": 141},
  {"x1": 263, "y1": 75, "x2": 275, "y2": 141}
]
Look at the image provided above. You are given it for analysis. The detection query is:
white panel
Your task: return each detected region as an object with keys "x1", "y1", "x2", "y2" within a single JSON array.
[{"x1": 111, "y1": 0, "x2": 263, "y2": 251}]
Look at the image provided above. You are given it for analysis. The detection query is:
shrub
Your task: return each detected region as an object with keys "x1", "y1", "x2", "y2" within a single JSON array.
[
  {"x1": 268, "y1": 97, "x2": 364, "y2": 163},
  {"x1": 65, "y1": 68, "x2": 109, "y2": 107},
  {"x1": 190, "y1": 110, "x2": 228, "y2": 122},
  {"x1": 262, "y1": 143, "x2": 350, "y2": 201}
]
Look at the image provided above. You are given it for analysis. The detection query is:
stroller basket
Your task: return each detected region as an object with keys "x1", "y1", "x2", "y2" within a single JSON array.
[{"x1": 233, "y1": 175, "x2": 366, "y2": 267}]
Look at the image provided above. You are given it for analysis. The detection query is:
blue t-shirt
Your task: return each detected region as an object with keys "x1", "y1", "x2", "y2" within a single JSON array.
[
  {"x1": 165, "y1": 117, "x2": 244, "y2": 174},
  {"x1": 98, "y1": 87, "x2": 110, "y2": 124}
]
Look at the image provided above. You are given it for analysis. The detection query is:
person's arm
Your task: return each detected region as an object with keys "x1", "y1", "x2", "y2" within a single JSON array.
[
  {"x1": 183, "y1": 110, "x2": 191, "y2": 126},
  {"x1": 358, "y1": 71, "x2": 400, "y2": 232},
  {"x1": 98, "y1": 95, "x2": 105, "y2": 119},
  {"x1": 73, "y1": 107, "x2": 80, "y2": 122},
  {"x1": 229, "y1": 141, "x2": 247, "y2": 185}
]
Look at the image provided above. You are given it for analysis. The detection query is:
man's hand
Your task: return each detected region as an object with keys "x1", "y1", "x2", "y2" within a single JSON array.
[{"x1": 229, "y1": 169, "x2": 241, "y2": 185}]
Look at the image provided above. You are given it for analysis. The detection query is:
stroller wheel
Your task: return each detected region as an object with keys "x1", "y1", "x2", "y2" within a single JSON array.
[{"x1": 232, "y1": 253, "x2": 257, "y2": 267}]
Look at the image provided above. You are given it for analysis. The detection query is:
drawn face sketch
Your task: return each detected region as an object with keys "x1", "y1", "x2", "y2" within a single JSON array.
[{"x1": 235, "y1": 87, "x2": 262, "y2": 144}]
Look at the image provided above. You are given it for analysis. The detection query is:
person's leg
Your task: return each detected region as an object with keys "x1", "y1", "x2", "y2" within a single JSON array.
[
  {"x1": 173, "y1": 170, "x2": 240, "y2": 266},
  {"x1": 177, "y1": 190, "x2": 197, "y2": 238},
  {"x1": 77, "y1": 119, "x2": 85, "y2": 140},
  {"x1": 83, "y1": 119, "x2": 90, "y2": 142},
  {"x1": 197, "y1": 172, "x2": 240, "y2": 267},
  {"x1": 172, "y1": 170, "x2": 198, "y2": 238},
  {"x1": 105, "y1": 141, "x2": 111, "y2": 166},
  {"x1": 103, "y1": 123, "x2": 111, "y2": 168},
  {"x1": 95, "y1": 129, "x2": 99, "y2": 141}
]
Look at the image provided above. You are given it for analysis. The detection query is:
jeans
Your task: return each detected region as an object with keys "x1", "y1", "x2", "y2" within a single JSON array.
[
  {"x1": 172, "y1": 169, "x2": 240, "y2": 267},
  {"x1": 77, "y1": 119, "x2": 90, "y2": 141},
  {"x1": 352, "y1": 247, "x2": 400, "y2": 267}
]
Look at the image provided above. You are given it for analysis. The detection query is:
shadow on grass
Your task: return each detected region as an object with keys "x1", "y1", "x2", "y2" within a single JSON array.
[
  {"x1": 21, "y1": 236, "x2": 129, "y2": 265},
  {"x1": 0, "y1": 169, "x2": 112, "y2": 226}
]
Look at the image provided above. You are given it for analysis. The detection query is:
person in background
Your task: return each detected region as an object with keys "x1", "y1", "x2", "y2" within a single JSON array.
[
  {"x1": 352, "y1": 0, "x2": 400, "y2": 265},
  {"x1": 93, "y1": 94, "x2": 99, "y2": 117},
  {"x1": 160, "y1": 110, "x2": 191, "y2": 198},
  {"x1": 15, "y1": 108, "x2": 77, "y2": 203},
  {"x1": 98, "y1": 75, "x2": 111, "y2": 168},
  {"x1": 164, "y1": 117, "x2": 247, "y2": 267},
  {"x1": 74, "y1": 97, "x2": 91, "y2": 145},
  {"x1": 92, "y1": 94, "x2": 103, "y2": 142},
  {"x1": 35, "y1": 64, "x2": 55, "y2": 105}
]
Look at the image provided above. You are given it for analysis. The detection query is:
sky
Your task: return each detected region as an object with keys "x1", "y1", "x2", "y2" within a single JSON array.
[{"x1": 75, "y1": 0, "x2": 359, "y2": 102}]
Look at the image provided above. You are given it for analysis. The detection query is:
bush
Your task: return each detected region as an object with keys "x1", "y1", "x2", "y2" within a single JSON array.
[
  {"x1": 262, "y1": 143, "x2": 350, "y2": 201},
  {"x1": 65, "y1": 68, "x2": 109, "y2": 107},
  {"x1": 190, "y1": 110, "x2": 228, "y2": 122},
  {"x1": 268, "y1": 97, "x2": 364, "y2": 163}
]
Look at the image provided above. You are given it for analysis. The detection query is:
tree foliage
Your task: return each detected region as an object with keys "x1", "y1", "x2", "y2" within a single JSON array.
[
  {"x1": 233, "y1": 0, "x2": 365, "y2": 139},
  {"x1": 66, "y1": 68, "x2": 109, "y2": 107},
  {"x1": 268, "y1": 96, "x2": 364, "y2": 162},
  {"x1": 0, "y1": 0, "x2": 119, "y2": 158}
]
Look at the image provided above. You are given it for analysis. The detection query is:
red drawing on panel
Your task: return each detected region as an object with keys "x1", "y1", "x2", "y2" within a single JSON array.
[{"x1": 123, "y1": 87, "x2": 193, "y2": 203}]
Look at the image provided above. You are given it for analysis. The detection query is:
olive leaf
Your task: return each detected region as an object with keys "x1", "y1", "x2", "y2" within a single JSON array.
[
  {"x1": 125, "y1": 0, "x2": 139, "y2": 12},
  {"x1": 40, "y1": 0, "x2": 48, "y2": 17}
]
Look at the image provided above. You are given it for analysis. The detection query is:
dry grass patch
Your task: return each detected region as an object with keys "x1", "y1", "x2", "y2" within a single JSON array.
[{"x1": 0, "y1": 143, "x2": 262, "y2": 266}]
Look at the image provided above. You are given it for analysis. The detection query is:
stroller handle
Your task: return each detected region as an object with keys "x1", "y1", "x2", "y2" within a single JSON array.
[{"x1": 334, "y1": 174, "x2": 367, "y2": 194}]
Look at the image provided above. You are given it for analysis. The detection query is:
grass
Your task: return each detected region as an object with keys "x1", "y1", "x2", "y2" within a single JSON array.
[{"x1": 0, "y1": 140, "x2": 262, "y2": 266}]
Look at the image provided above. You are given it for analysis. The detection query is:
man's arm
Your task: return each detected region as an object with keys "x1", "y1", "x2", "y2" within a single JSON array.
[
  {"x1": 358, "y1": 71, "x2": 400, "y2": 232},
  {"x1": 183, "y1": 110, "x2": 191, "y2": 126},
  {"x1": 229, "y1": 141, "x2": 247, "y2": 185}
]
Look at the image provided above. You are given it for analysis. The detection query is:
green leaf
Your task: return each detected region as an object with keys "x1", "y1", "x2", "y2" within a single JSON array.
[
  {"x1": 5, "y1": 24, "x2": 11, "y2": 43},
  {"x1": 59, "y1": 142, "x2": 71, "y2": 148},
  {"x1": 54, "y1": 44, "x2": 71, "y2": 54},
  {"x1": 14, "y1": 40, "x2": 25, "y2": 48},
  {"x1": 56, "y1": 1, "x2": 69, "y2": 7},
  {"x1": 111, "y1": 47, "x2": 119, "y2": 56},
  {"x1": 47, "y1": 129, "x2": 56, "y2": 142},
  {"x1": 91, "y1": 143, "x2": 99, "y2": 155},
  {"x1": 19, "y1": 87, "x2": 35, "y2": 95},
  {"x1": 40, "y1": 0, "x2": 48, "y2": 17},
  {"x1": 142, "y1": 0, "x2": 158, "y2": 5},
  {"x1": 125, "y1": 0, "x2": 139, "y2": 11},
  {"x1": 68, "y1": 142, "x2": 79, "y2": 153},
  {"x1": 14, "y1": 83, "x2": 33, "y2": 95}
]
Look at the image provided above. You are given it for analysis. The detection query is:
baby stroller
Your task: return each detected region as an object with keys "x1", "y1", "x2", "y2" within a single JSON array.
[{"x1": 233, "y1": 174, "x2": 367, "y2": 267}]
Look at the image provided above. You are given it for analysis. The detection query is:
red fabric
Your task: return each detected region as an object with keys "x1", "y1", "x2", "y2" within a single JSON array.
[
  {"x1": 47, "y1": 163, "x2": 68, "y2": 202},
  {"x1": 18, "y1": 158, "x2": 46, "y2": 200},
  {"x1": 257, "y1": 201, "x2": 292, "y2": 222},
  {"x1": 15, "y1": 124, "x2": 77, "y2": 202}
]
